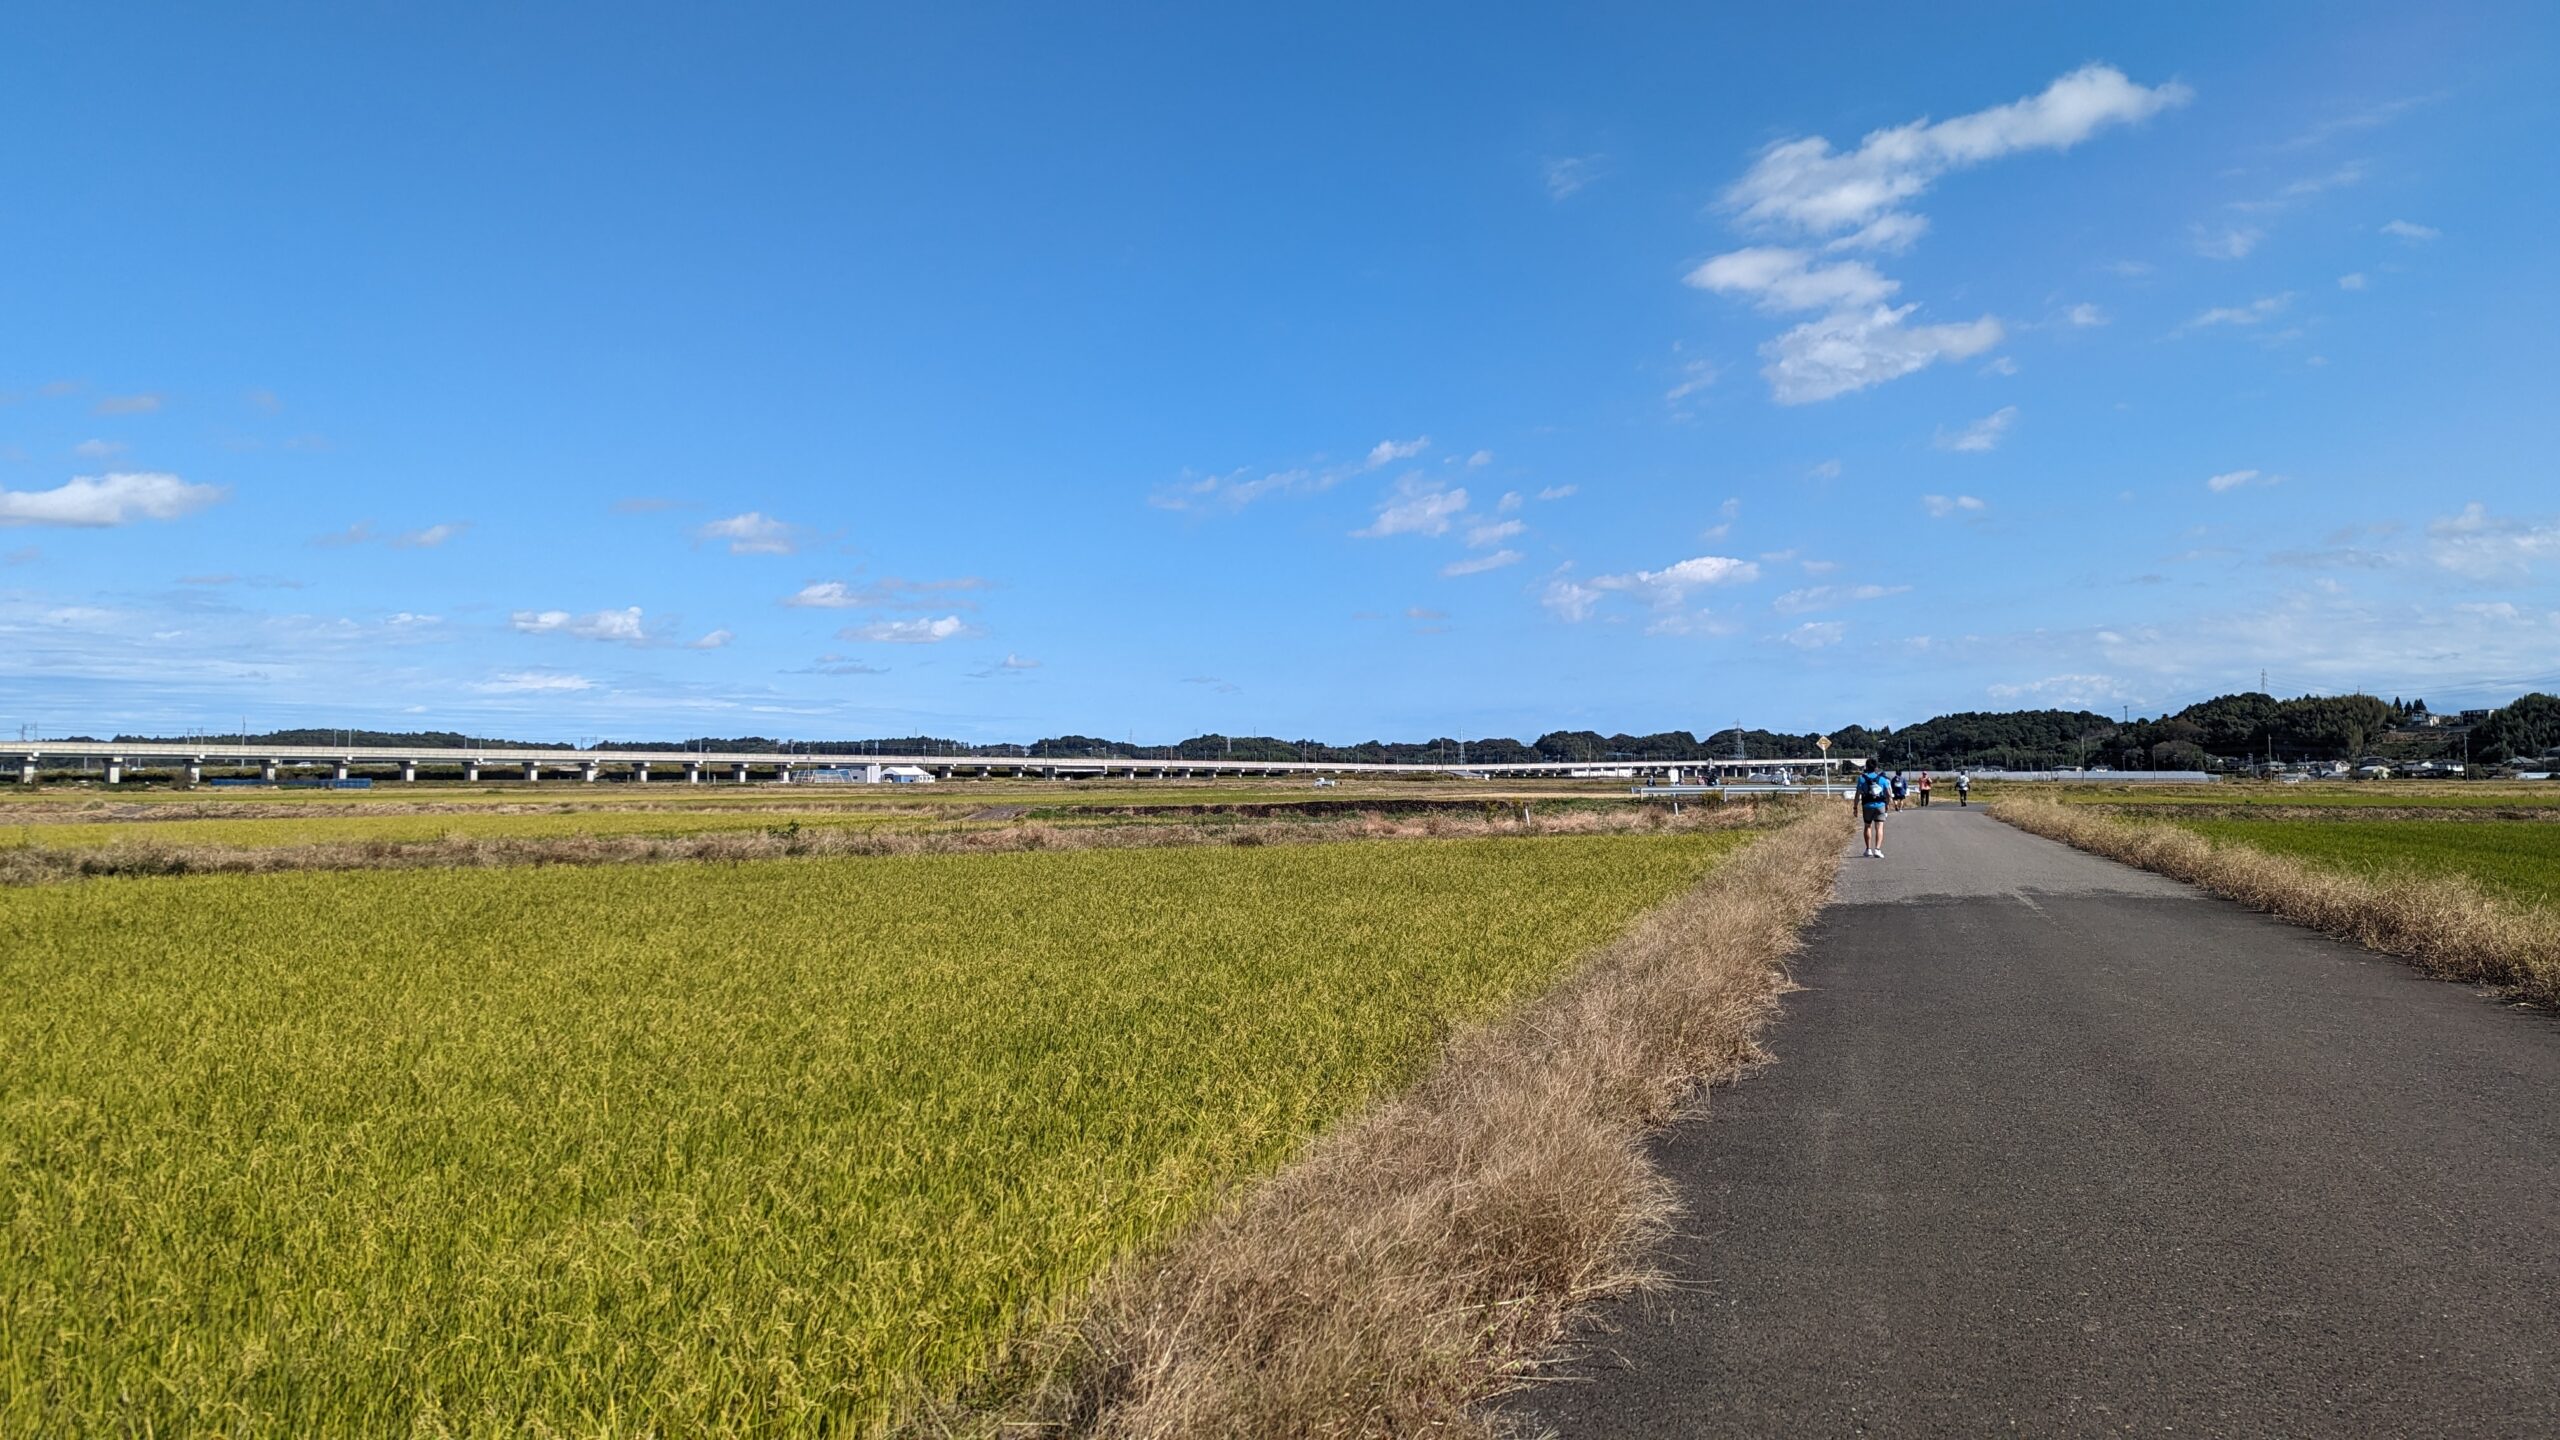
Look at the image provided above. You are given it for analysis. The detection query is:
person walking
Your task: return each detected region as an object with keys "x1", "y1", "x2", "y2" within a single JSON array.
[
  {"x1": 1889, "y1": 769, "x2": 1909, "y2": 812},
  {"x1": 1854, "y1": 759, "x2": 1891, "y2": 857},
  {"x1": 1917, "y1": 770, "x2": 1934, "y2": 807},
  {"x1": 1956, "y1": 771, "x2": 1972, "y2": 806}
]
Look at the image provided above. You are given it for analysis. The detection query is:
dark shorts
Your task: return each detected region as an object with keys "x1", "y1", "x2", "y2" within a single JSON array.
[{"x1": 1862, "y1": 803, "x2": 1887, "y2": 819}]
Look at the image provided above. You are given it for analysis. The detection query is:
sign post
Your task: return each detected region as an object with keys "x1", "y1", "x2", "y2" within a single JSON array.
[{"x1": 1816, "y1": 735, "x2": 1833, "y2": 795}]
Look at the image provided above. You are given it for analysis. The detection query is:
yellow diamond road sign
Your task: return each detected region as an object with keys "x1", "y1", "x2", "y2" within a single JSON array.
[{"x1": 1816, "y1": 735, "x2": 1832, "y2": 751}]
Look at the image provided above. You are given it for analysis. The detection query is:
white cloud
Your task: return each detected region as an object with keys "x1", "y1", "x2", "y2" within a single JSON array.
[
  {"x1": 1806, "y1": 459, "x2": 1843, "y2": 480},
  {"x1": 1366, "y1": 436, "x2": 1430, "y2": 468},
  {"x1": 687, "y1": 628, "x2": 734, "y2": 650},
  {"x1": 2381, "y1": 219, "x2": 2440, "y2": 242},
  {"x1": 0, "y1": 472, "x2": 226, "y2": 527},
  {"x1": 2338, "y1": 272, "x2": 2368, "y2": 291},
  {"x1": 1935, "y1": 405, "x2": 2017, "y2": 453},
  {"x1": 473, "y1": 670, "x2": 595, "y2": 694},
  {"x1": 1761, "y1": 305, "x2": 2004, "y2": 404},
  {"x1": 840, "y1": 614, "x2": 977, "y2": 643},
  {"x1": 1986, "y1": 672, "x2": 2139, "y2": 704},
  {"x1": 1469, "y1": 450, "x2": 1495, "y2": 468},
  {"x1": 2065, "y1": 303, "x2": 2107, "y2": 327},
  {"x1": 1443, "y1": 549, "x2": 1523, "y2": 576},
  {"x1": 1685, "y1": 248, "x2": 1896, "y2": 312},
  {"x1": 2427, "y1": 503, "x2": 2560, "y2": 579},
  {"x1": 1356, "y1": 478, "x2": 1468, "y2": 539},
  {"x1": 1781, "y1": 620, "x2": 1846, "y2": 649},
  {"x1": 391, "y1": 522, "x2": 469, "y2": 548},
  {"x1": 783, "y1": 576, "x2": 988, "y2": 610},
  {"x1": 1921, "y1": 494, "x2": 1986, "y2": 518},
  {"x1": 1496, "y1": 490, "x2": 1522, "y2": 512},
  {"x1": 512, "y1": 606, "x2": 649, "y2": 643},
  {"x1": 1465, "y1": 518, "x2": 1524, "y2": 548},
  {"x1": 1535, "y1": 485, "x2": 1578, "y2": 501},
  {"x1": 697, "y1": 511, "x2": 799, "y2": 555},
  {"x1": 2206, "y1": 468, "x2": 2267, "y2": 493},
  {"x1": 1543, "y1": 155, "x2": 1603, "y2": 200},
  {"x1": 93, "y1": 393, "x2": 163, "y2": 416},
  {"x1": 1699, "y1": 66, "x2": 2177, "y2": 406},
  {"x1": 2180, "y1": 292, "x2": 2293, "y2": 331},
  {"x1": 1701, "y1": 496, "x2": 1741, "y2": 541},
  {"x1": 1801, "y1": 558, "x2": 1841, "y2": 575},
  {"x1": 1665, "y1": 358, "x2": 1720, "y2": 411},
  {"x1": 2189, "y1": 224, "x2": 2264, "y2": 260},
  {"x1": 1540, "y1": 578, "x2": 1603, "y2": 622},
  {"x1": 1774, "y1": 583, "x2": 1910, "y2": 614},
  {"x1": 71, "y1": 438, "x2": 126, "y2": 459},
  {"x1": 1593, "y1": 554, "x2": 1760, "y2": 610},
  {"x1": 1724, "y1": 64, "x2": 2189, "y2": 238}
]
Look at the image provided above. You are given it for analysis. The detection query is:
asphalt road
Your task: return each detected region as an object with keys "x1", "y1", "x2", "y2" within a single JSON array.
[{"x1": 1507, "y1": 804, "x2": 2560, "y2": 1438}]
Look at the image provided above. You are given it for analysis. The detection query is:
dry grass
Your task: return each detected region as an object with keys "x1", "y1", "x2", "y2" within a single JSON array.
[
  {"x1": 969, "y1": 805, "x2": 1842, "y2": 1438},
  {"x1": 0, "y1": 801, "x2": 1758, "y2": 886},
  {"x1": 1997, "y1": 797, "x2": 2560, "y2": 1007}
]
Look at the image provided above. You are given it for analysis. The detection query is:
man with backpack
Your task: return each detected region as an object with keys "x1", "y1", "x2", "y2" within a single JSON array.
[
  {"x1": 1854, "y1": 759, "x2": 1891, "y2": 858},
  {"x1": 1890, "y1": 769, "x2": 1909, "y2": 811}
]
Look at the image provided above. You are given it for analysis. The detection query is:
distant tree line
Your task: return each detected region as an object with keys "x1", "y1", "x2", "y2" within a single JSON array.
[{"x1": 98, "y1": 690, "x2": 2560, "y2": 768}]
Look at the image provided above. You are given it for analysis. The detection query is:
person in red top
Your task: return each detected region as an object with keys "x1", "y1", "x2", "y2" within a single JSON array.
[{"x1": 1917, "y1": 770, "x2": 1933, "y2": 806}]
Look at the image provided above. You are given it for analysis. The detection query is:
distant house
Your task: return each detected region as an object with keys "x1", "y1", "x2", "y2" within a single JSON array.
[{"x1": 2356, "y1": 763, "x2": 2393, "y2": 778}]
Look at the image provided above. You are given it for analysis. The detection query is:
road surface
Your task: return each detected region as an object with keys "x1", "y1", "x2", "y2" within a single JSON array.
[{"x1": 1507, "y1": 804, "x2": 2560, "y2": 1437}]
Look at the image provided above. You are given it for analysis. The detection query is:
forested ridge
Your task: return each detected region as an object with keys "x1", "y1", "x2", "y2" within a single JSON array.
[{"x1": 93, "y1": 691, "x2": 2560, "y2": 768}]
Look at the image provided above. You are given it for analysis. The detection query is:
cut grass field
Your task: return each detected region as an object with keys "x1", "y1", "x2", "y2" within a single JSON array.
[
  {"x1": 2047, "y1": 781, "x2": 2560, "y2": 809},
  {"x1": 2168, "y1": 816, "x2": 2560, "y2": 911},
  {"x1": 0, "y1": 804, "x2": 922, "y2": 851},
  {"x1": 0, "y1": 827, "x2": 1747, "y2": 1435}
]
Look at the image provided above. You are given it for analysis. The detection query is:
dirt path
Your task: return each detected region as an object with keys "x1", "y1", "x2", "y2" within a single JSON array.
[{"x1": 1506, "y1": 806, "x2": 2560, "y2": 1436}]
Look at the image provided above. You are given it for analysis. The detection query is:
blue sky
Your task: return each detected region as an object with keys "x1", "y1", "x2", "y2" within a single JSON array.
[{"x1": 5, "y1": 3, "x2": 2556, "y2": 743}]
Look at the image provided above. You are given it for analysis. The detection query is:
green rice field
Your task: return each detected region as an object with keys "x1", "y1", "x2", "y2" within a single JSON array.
[
  {"x1": 2057, "y1": 781, "x2": 2560, "y2": 809},
  {"x1": 2169, "y1": 816, "x2": 2560, "y2": 910},
  {"x1": 0, "y1": 828, "x2": 1744, "y2": 1434}
]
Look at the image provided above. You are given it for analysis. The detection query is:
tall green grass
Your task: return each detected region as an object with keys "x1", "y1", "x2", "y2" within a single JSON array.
[
  {"x1": 2170, "y1": 816, "x2": 2560, "y2": 909},
  {"x1": 0, "y1": 830, "x2": 1740, "y2": 1434}
]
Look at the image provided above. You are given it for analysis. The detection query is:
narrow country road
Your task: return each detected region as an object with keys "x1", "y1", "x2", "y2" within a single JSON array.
[{"x1": 1508, "y1": 804, "x2": 2560, "y2": 1438}]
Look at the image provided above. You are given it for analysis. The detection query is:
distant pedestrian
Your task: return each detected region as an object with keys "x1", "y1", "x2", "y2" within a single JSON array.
[
  {"x1": 1890, "y1": 769, "x2": 1909, "y2": 811},
  {"x1": 1854, "y1": 759, "x2": 1890, "y2": 857},
  {"x1": 1917, "y1": 770, "x2": 1933, "y2": 807},
  {"x1": 1957, "y1": 771, "x2": 1972, "y2": 807}
]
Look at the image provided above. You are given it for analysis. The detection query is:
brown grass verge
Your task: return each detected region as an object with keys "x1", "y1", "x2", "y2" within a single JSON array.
[
  {"x1": 0, "y1": 800, "x2": 1766, "y2": 887},
  {"x1": 2083, "y1": 803, "x2": 2560, "y2": 823},
  {"x1": 1996, "y1": 797, "x2": 2560, "y2": 1007},
  {"x1": 955, "y1": 805, "x2": 1842, "y2": 1438}
]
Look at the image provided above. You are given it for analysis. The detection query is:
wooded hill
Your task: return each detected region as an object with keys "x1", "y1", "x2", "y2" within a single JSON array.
[{"x1": 97, "y1": 690, "x2": 2559, "y2": 769}]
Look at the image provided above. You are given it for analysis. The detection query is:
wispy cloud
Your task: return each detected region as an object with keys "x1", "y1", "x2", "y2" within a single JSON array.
[
  {"x1": 512, "y1": 606, "x2": 650, "y2": 644},
  {"x1": 2427, "y1": 503, "x2": 2560, "y2": 579},
  {"x1": 1780, "y1": 620, "x2": 1846, "y2": 649},
  {"x1": 2064, "y1": 303, "x2": 2107, "y2": 327},
  {"x1": 0, "y1": 472, "x2": 225, "y2": 527},
  {"x1": 1921, "y1": 494, "x2": 1986, "y2": 518},
  {"x1": 2338, "y1": 272, "x2": 2368, "y2": 291},
  {"x1": 696, "y1": 511, "x2": 802, "y2": 555},
  {"x1": 1355, "y1": 477, "x2": 1468, "y2": 539},
  {"x1": 2206, "y1": 468, "x2": 2279, "y2": 493},
  {"x1": 784, "y1": 577, "x2": 989, "y2": 610},
  {"x1": 686, "y1": 629, "x2": 733, "y2": 650},
  {"x1": 1153, "y1": 435, "x2": 1438, "y2": 512},
  {"x1": 1774, "y1": 583, "x2": 1910, "y2": 614},
  {"x1": 71, "y1": 438, "x2": 127, "y2": 460},
  {"x1": 1934, "y1": 405, "x2": 2017, "y2": 453},
  {"x1": 391, "y1": 522, "x2": 469, "y2": 548},
  {"x1": 92, "y1": 393, "x2": 163, "y2": 416},
  {"x1": 2381, "y1": 218, "x2": 2440, "y2": 242},
  {"x1": 1535, "y1": 485, "x2": 1577, "y2": 501},
  {"x1": 473, "y1": 670, "x2": 595, "y2": 694},
  {"x1": 1589, "y1": 554, "x2": 1760, "y2": 611},
  {"x1": 2178, "y1": 292, "x2": 2293, "y2": 333},
  {"x1": 1543, "y1": 154, "x2": 1605, "y2": 200},
  {"x1": 838, "y1": 615, "x2": 977, "y2": 644},
  {"x1": 1696, "y1": 64, "x2": 2182, "y2": 403},
  {"x1": 1442, "y1": 549, "x2": 1522, "y2": 577},
  {"x1": 2189, "y1": 223, "x2": 2263, "y2": 260}
]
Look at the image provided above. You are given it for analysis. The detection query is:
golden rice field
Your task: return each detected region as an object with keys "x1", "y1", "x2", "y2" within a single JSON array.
[{"x1": 0, "y1": 828, "x2": 1746, "y2": 1435}]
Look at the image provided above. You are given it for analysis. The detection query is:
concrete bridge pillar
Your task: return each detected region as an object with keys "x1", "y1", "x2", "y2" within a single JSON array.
[
  {"x1": 17, "y1": 759, "x2": 35, "y2": 785},
  {"x1": 401, "y1": 761, "x2": 418, "y2": 783},
  {"x1": 778, "y1": 764, "x2": 795, "y2": 785},
  {"x1": 685, "y1": 762, "x2": 702, "y2": 785},
  {"x1": 633, "y1": 762, "x2": 649, "y2": 784},
  {"x1": 523, "y1": 762, "x2": 541, "y2": 783},
  {"x1": 464, "y1": 760, "x2": 481, "y2": 783},
  {"x1": 731, "y1": 762, "x2": 749, "y2": 784},
  {"x1": 185, "y1": 762, "x2": 203, "y2": 786},
  {"x1": 262, "y1": 760, "x2": 280, "y2": 783},
  {"x1": 106, "y1": 758, "x2": 124, "y2": 785},
  {"x1": 581, "y1": 762, "x2": 600, "y2": 783},
  {"x1": 334, "y1": 762, "x2": 351, "y2": 782}
]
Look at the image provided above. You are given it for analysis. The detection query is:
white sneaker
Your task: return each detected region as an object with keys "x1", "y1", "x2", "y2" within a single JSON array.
[{"x1": 1874, "y1": 849, "x2": 1884, "y2": 858}]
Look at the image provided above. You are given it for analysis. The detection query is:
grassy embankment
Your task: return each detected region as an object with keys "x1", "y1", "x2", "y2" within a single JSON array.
[
  {"x1": 0, "y1": 827, "x2": 1750, "y2": 1435},
  {"x1": 1996, "y1": 797, "x2": 2559, "y2": 1007}
]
